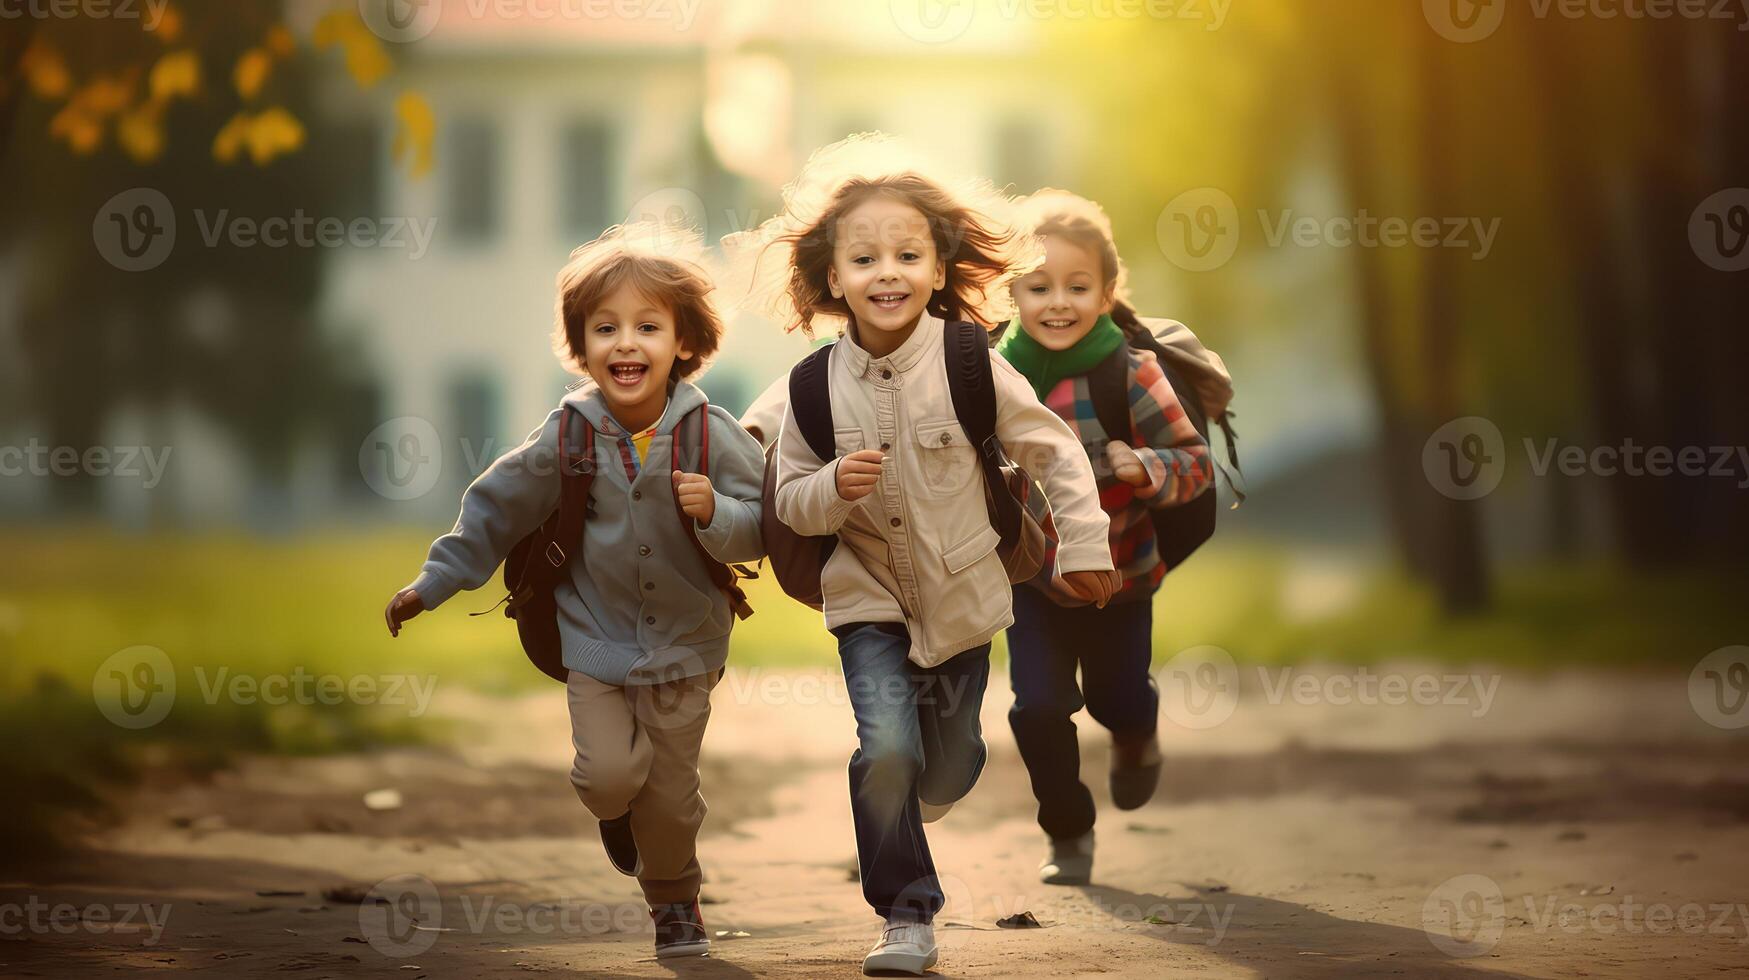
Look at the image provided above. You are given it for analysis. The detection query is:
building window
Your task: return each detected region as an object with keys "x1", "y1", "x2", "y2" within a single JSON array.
[
  {"x1": 993, "y1": 119, "x2": 1048, "y2": 195},
  {"x1": 560, "y1": 119, "x2": 614, "y2": 242},
  {"x1": 448, "y1": 118, "x2": 500, "y2": 241},
  {"x1": 449, "y1": 372, "x2": 502, "y2": 482}
]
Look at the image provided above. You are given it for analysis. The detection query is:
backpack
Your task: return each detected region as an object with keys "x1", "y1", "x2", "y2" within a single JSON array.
[
  {"x1": 1085, "y1": 317, "x2": 1243, "y2": 574},
  {"x1": 761, "y1": 319, "x2": 1050, "y2": 609},
  {"x1": 490, "y1": 402, "x2": 755, "y2": 682}
]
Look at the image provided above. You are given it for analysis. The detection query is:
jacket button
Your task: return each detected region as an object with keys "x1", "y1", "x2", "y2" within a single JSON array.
[
  {"x1": 939, "y1": 432, "x2": 951, "y2": 446},
  {"x1": 880, "y1": 442, "x2": 890, "y2": 451},
  {"x1": 632, "y1": 490, "x2": 642, "y2": 500},
  {"x1": 880, "y1": 369, "x2": 892, "y2": 380},
  {"x1": 645, "y1": 616, "x2": 656, "y2": 626},
  {"x1": 644, "y1": 582, "x2": 655, "y2": 591},
  {"x1": 639, "y1": 545, "x2": 651, "y2": 556},
  {"x1": 890, "y1": 517, "x2": 901, "y2": 528}
]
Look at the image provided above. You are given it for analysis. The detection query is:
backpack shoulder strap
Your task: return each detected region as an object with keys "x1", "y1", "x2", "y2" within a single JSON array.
[
  {"x1": 553, "y1": 405, "x2": 595, "y2": 566},
  {"x1": 786, "y1": 343, "x2": 837, "y2": 461},
  {"x1": 1087, "y1": 345, "x2": 1135, "y2": 446},
  {"x1": 942, "y1": 319, "x2": 1022, "y2": 541},
  {"x1": 672, "y1": 404, "x2": 755, "y2": 620},
  {"x1": 943, "y1": 319, "x2": 997, "y2": 447}
]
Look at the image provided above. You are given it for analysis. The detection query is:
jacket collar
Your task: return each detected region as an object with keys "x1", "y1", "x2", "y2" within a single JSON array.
[
  {"x1": 562, "y1": 376, "x2": 707, "y2": 437},
  {"x1": 836, "y1": 311, "x2": 940, "y2": 379}
]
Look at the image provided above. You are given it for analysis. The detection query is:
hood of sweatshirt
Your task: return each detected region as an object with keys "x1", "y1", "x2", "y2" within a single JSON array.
[{"x1": 561, "y1": 377, "x2": 708, "y2": 437}]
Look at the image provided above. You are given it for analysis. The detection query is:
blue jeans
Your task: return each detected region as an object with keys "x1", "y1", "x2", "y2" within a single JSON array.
[
  {"x1": 833, "y1": 622, "x2": 991, "y2": 923},
  {"x1": 1006, "y1": 586, "x2": 1158, "y2": 841}
]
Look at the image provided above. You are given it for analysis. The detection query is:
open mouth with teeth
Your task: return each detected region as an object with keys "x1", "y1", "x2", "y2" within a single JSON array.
[
  {"x1": 607, "y1": 362, "x2": 649, "y2": 388},
  {"x1": 866, "y1": 291, "x2": 911, "y2": 312},
  {"x1": 1040, "y1": 317, "x2": 1081, "y2": 332}
]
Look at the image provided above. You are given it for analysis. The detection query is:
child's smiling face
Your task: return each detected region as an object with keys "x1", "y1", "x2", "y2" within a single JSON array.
[
  {"x1": 582, "y1": 280, "x2": 693, "y2": 428},
  {"x1": 827, "y1": 193, "x2": 945, "y2": 356},
  {"x1": 1012, "y1": 234, "x2": 1115, "y2": 352}
]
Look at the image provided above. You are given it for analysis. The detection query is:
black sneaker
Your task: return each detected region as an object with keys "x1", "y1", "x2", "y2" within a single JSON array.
[
  {"x1": 1110, "y1": 732, "x2": 1162, "y2": 810},
  {"x1": 651, "y1": 900, "x2": 710, "y2": 958},
  {"x1": 598, "y1": 812, "x2": 642, "y2": 876}
]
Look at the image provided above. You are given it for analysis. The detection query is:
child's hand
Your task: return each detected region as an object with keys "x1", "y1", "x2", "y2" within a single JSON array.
[
  {"x1": 1061, "y1": 569, "x2": 1122, "y2": 608},
  {"x1": 673, "y1": 470, "x2": 716, "y2": 527},
  {"x1": 836, "y1": 449, "x2": 885, "y2": 502},
  {"x1": 384, "y1": 588, "x2": 424, "y2": 637},
  {"x1": 1105, "y1": 440, "x2": 1148, "y2": 486}
]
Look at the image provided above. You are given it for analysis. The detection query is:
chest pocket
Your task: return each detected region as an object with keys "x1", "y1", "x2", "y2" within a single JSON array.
[
  {"x1": 834, "y1": 427, "x2": 866, "y2": 457},
  {"x1": 913, "y1": 416, "x2": 977, "y2": 495}
]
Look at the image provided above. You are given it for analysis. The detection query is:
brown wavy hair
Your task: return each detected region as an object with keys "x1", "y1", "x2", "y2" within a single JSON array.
[
  {"x1": 552, "y1": 232, "x2": 722, "y2": 380},
  {"x1": 779, "y1": 172, "x2": 1015, "y2": 339}
]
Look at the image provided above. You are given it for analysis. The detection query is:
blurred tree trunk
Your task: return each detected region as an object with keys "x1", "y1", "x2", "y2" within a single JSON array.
[
  {"x1": 1529, "y1": 22, "x2": 1635, "y2": 563},
  {"x1": 1412, "y1": 15, "x2": 1490, "y2": 613},
  {"x1": 1327, "y1": 74, "x2": 1433, "y2": 580}
]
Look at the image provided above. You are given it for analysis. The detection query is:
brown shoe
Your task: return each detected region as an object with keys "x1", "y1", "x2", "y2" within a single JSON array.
[
  {"x1": 651, "y1": 899, "x2": 710, "y2": 958},
  {"x1": 1110, "y1": 731, "x2": 1162, "y2": 810}
]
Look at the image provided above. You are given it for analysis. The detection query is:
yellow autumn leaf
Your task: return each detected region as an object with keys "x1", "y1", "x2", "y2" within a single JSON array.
[
  {"x1": 245, "y1": 107, "x2": 306, "y2": 165},
  {"x1": 76, "y1": 75, "x2": 135, "y2": 117},
  {"x1": 118, "y1": 102, "x2": 166, "y2": 163},
  {"x1": 50, "y1": 104, "x2": 102, "y2": 154},
  {"x1": 22, "y1": 42, "x2": 71, "y2": 100},
  {"x1": 235, "y1": 48, "x2": 271, "y2": 100},
  {"x1": 266, "y1": 25, "x2": 296, "y2": 59},
  {"x1": 151, "y1": 5, "x2": 183, "y2": 43},
  {"x1": 313, "y1": 9, "x2": 363, "y2": 49},
  {"x1": 150, "y1": 50, "x2": 200, "y2": 102},
  {"x1": 392, "y1": 90, "x2": 435, "y2": 179},
  {"x1": 343, "y1": 32, "x2": 391, "y2": 89},
  {"x1": 213, "y1": 112, "x2": 250, "y2": 164}
]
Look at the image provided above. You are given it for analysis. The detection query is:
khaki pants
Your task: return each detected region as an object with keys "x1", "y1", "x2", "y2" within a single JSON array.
[{"x1": 566, "y1": 667, "x2": 721, "y2": 905}]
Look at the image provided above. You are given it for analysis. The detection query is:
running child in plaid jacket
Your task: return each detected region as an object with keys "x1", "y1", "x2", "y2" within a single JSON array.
[{"x1": 992, "y1": 190, "x2": 1213, "y2": 885}]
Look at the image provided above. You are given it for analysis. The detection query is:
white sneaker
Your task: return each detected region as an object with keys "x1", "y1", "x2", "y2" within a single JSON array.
[
  {"x1": 918, "y1": 798, "x2": 954, "y2": 824},
  {"x1": 1039, "y1": 830, "x2": 1094, "y2": 885},
  {"x1": 863, "y1": 920, "x2": 938, "y2": 976}
]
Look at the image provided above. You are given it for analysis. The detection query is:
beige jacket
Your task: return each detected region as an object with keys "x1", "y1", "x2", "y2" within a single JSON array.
[{"x1": 774, "y1": 313, "x2": 1114, "y2": 667}]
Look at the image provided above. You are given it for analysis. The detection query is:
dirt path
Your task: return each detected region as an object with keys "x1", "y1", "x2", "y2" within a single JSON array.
[{"x1": 5, "y1": 663, "x2": 1748, "y2": 979}]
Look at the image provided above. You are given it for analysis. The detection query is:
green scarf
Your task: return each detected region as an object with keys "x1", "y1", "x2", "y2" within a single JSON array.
[{"x1": 994, "y1": 313, "x2": 1126, "y2": 401}]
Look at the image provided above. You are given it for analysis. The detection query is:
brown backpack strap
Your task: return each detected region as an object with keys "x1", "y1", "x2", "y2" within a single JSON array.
[
  {"x1": 551, "y1": 406, "x2": 595, "y2": 570},
  {"x1": 672, "y1": 405, "x2": 755, "y2": 620}
]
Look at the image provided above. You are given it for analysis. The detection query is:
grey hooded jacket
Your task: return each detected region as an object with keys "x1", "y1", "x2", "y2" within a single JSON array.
[{"x1": 408, "y1": 379, "x2": 766, "y2": 685}]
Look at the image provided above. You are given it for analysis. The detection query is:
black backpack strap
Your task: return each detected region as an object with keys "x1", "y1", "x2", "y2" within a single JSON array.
[
  {"x1": 942, "y1": 319, "x2": 1021, "y2": 542},
  {"x1": 672, "y1": 404, "x2": 754, "y2": 620},
  {"x1": 786, "y1": 343, "x2": 837, "y2": 461},
  {"x1": 1086, "y1": 346, "x2": 1135, "y2": 446}
]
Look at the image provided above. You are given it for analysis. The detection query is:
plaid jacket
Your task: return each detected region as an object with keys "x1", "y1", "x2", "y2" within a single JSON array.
[{"x1": 1027, "y1": 347, "x2": 1214, "y2": 605}]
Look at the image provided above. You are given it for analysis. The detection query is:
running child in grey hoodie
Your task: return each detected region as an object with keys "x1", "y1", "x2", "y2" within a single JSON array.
[{"x1": 383, "y1": 225, "x2": 765, "y2": 959}]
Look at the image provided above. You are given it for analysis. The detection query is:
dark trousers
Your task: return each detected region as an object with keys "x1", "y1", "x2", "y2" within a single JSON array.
[
  {"x1": 833, "y1": 622, "x2": 991, "y2": 923},
  {"x1": 1006, "y1": 586, "x2": 1158, "y2": 841}
]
